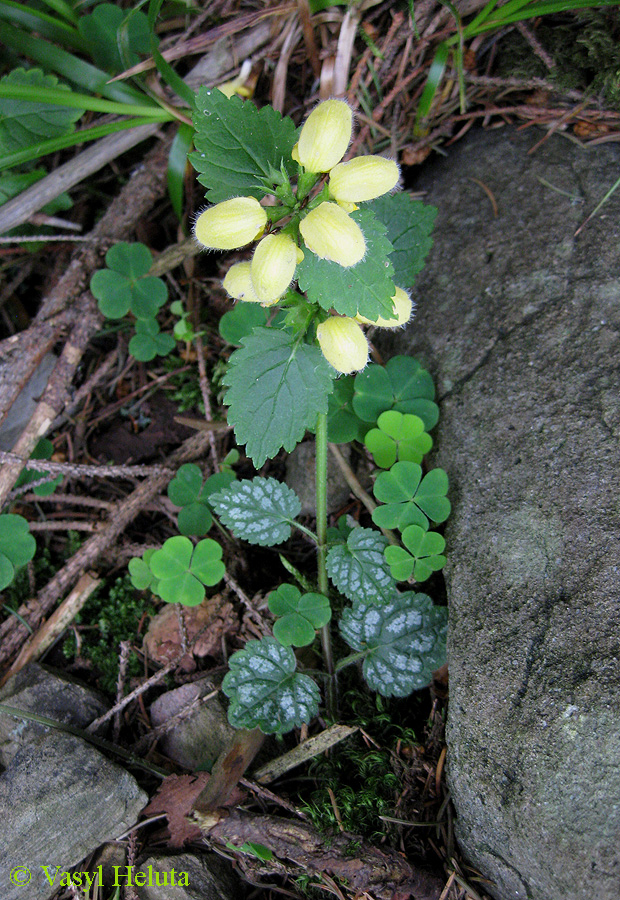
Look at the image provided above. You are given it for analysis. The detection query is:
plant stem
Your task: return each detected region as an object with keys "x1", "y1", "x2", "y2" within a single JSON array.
[{"x1": 315, "y1": 410, "x2": 336, "y2": 718}]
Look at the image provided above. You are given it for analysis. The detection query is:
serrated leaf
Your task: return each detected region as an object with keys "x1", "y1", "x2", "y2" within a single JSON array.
[
  {"x1": 191, "y1": 90, "x2": 298, "y2": 202},
  {"x1": 367, "y1": 193, "x2": 436, "y2": 289},
  {"x1": 326, "y1": 527, "x2": 395, "y2": 604},
  {"x1": 340, "y1": 593, "x2": 447, "y2": 697},
  {"x1": 0, "y1": 68, "x2": 84, "y2": 155},
  {"x1": 223, "y1": 328, "x2": 334, "y2": 466},
  {"x1": 211, "y1": 477, "x2": 301, "y2": 546},
  {"x1": 297, "y1": 209, "x2": 395, "y2": 321},
  {"x1": 222, "y1": 637, "x2": 320, "y2": 734}
]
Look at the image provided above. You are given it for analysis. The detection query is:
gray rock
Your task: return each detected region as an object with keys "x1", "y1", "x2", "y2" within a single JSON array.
[
  {"x1": 149, "y1": 681, "x2": 235, "y2": 770},
  {"x1": 384, "y1": 127, "x2": 620, "y2": 900},
  {"x1": 133, "y1": 852, "x2": 238, "y2": 900},
  {"x1": 0, "y1": 662, "x2": 108, "y2": 767},
  {"x1": 0, "y1": 731, "x2": 147, "y2": 900},
  {"x1": 0, "y1": 353, "x2": 57, "y2": 451}
]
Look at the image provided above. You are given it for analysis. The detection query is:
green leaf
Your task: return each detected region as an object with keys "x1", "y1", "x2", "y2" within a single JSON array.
[
  {"x1": 190, "y1": 538, "x2": 226, "y2": 586},
  {"x1": 190, "y1": 89, "x2": 298, "y2": 202},
  {"x1": 0, "y1": 68, "x2": 83, "y2": 155},
  {"x1": 78, "y1": 4, "x2": 151, "y2": 73},
  {"x1": 364, "y1": 410, "x2": 432, "y2": 468},
  {"x1": 367, "y1": 193, "x2": 436, "y2": 289},
  {"x1": 326, "y1": 527, "x2": 395, "y2": 604},
  {"x1": 384, "y1": 525, "x2": 446, "y2": 582},
  {"x1": 372, "y1": 462, "x2": 450, "y2": 531},
  {"x1": 177, "y1": 504, "x2": 212, "y2": 536},
  {"x1": 167, "y1": 463, "x2": 202, "y2": 507},
  {"x1": 128, "y1": 557, "x2": 154, "y2": 591},
  {"x1": 0, "y1": 514, "x2": 36, "y2": 589},
  {"x1": 297, "y1": 209, "x2": 396, "y2": 322},
  {"x1": 219, "y1": 303, "x2": 269, "y2": 346},
  {"x1": 14, "y1": 437, "x2": 63, "y2": 496},
  {"x1": 128, "y1": 319, "x2": 174, "y2": 361},
  {"x1": 353, "y1": 357, "x2": 439, "y2": 429},
  {"x1": 91, "y1": 242, "x2": 167, "y2": 322},
  {"x1": 147, "y1": 536, "x2": 224, "y2": 606},
  {"x1": 168, "y1": 123, "x2": 194, "y2": 221},
  {"x1": 223, "y1": 328, "x2": 334, "y2": 467},
  {"x1": 222, "y1": 637, "x2": 320, "y2": 734},
  {"x1": 326, "y1": 376, "x2": 366, "y2": 444},
  {"x1": 340, "y1": 593, "x2": 447, "y2": 696},
  {"x1": 268, "y1": 584, "x2": 331, "y2": 647},
  {"x1": 211, "y1": 477, "x2": 301, "y2": 547}
]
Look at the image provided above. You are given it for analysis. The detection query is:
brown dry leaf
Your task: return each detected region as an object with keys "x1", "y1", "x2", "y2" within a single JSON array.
[
  {"x1": 143, "y1": 774, "x2": 246, "y2": 847},
  {"x1": 401, "y1": 145, "x2": 432, "y2": 166},
  {"x1": 143, "y1": 595, "x2": 236, "y2": 666}
]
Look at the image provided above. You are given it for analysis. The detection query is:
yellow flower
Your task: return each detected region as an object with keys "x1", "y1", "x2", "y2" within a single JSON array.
[
  {"x1": 194, "y1": 197, "x2": 267, "y2": 251},
  {"x1": 356, "y1": 287, "x2": 414, "y2": 328},
  {"x1": 328, "y1": 156, "x2": 399, "y2": 203},
  {"x1": 299, "y1": 202, "x2": 365, "y2": 267},
  {"x1": 296, "y1": 99, "x2": 352, "y2": 173},
  {"x1": 222, "y1": 262, "x2": 262, "y2": 303},
  {"x1": 316, "y1": 317, "x2": 369, "y2": 373},
  {"x1": 251, "y1": 234, "x2": 298, "y2": 303}
]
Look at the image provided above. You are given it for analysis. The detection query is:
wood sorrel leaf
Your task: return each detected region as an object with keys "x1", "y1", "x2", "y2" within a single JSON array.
[
  {"x1": 222, "y1": 328, "x2": 334, "y2": 467},
  {"x1": 339, "y1": 592, "x2": 447, "y2": 697},
  {"x1": 191, "y1": 89, "x2": 298, "y2": 203},
  {"x1": 222, "y1": 637, "x2": 320, "y2": 734}
]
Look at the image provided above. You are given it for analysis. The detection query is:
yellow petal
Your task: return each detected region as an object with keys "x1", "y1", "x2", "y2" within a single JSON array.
[
  {"x1": 356, "y1": 287, "x2": 414, "y2": 327},
  {"x1": 251, "y1": 234, "x2": 298, "y2": 303},
  {"x1": 194, "y1": 197, "x2": 267, "y2": 251},
  {"x1": 299, "y1": 202, "x2": 365, "y2": 267},
  {"x1": 316, "y1": 317, "x2": 369, "y2": 374},
  {"x1": 297, "y1": 100, "x2": 352, "y2": 173},
  {"x1": 222, "y1": 262, "x2": 261, "y2": 302},
  {"x1": 328, "y1": 156, "x2": 399, "y2": 203}
]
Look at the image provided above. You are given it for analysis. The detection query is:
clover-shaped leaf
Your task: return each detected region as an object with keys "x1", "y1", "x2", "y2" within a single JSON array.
[
  {"x1": 339, "y1": 592, "x2": 447, "y2": 697},
  {"x1": 268, "y1": 583, "x2": 331, "y2": 647},
  {"x1": 364, "y1": 411, "x2": 432, "y2": 468},
  {"x1": 90, "y1": 242, "x2": 167, "y2": 320},
  {"x1": 353, "y1": 357, "x2": 438, "y2": 430},
  {"x1": 327, "y1": 375, "x2": 367, "y2": 444},
  {"x1": 78, "y1": 3, "x2": 151, "y2": 73},
  {"x1": 128, "y1": 317, "x2": 175, "y2": 361},
  {"x1": 167, "y1": 465, "x2": 235, "y2": 536},
  {"x1": 222, "y1": 637, "x2": 320, "y2": 734},
  {"x1": 0, "y1": 514, "x2": 36, "y2": 591},
  {"x1": 148, "y1": 536, "x2": 225, "y2": 606},
  {"x1": 372, "y1": 462, "x2": 450, "y2": 531},
  {"x1": 384, "y1": 525, "x2": 446, "y2": 582},
  {"x1": 211, "y1": 477, "x2": 301, "y2": 547},
  {"x1": 326, "y1": 527, "x2": 395, "y2": 604},
  {"x1": 128, "y1": 548, "x2": 159, "y2": 593}
]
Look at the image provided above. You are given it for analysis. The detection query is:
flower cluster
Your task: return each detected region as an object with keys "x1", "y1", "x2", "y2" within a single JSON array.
[{"x1": 194, "y1": 99, "x2": 413, "y2": 373}]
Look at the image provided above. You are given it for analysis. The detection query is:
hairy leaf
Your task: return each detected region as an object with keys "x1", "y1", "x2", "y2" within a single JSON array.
[
  {"x1": 222, "y1": 637, "x2": 320, "y2": 734},
  {"x1": 211, "y1": 477, "x2": 301, "y2": 546},
  {"x1": 367, "y1": 193, "x2": 436, "y2": 288},
  {"x1": 223, "y1": 328, "x2": 333, "y2": 466},
  {"x1": 191, "y1": 89, "x2": 298, "y2": 202},
  {"x1": 340, "y1": 592, "x2": 447, "y2": 696}
]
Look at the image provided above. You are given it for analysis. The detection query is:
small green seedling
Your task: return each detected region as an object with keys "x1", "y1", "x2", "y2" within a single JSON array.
[
  {"x1": 372, "y1": 462, "x2": 451, "y2": 531},
  {"x1": 90, "y1": 242, "x2": 167, "y2": 320},
  {"x1": 364, "y1": 410, "x2": 432, "y2": 468},
  {"x1": 268, "y1": 583, "x2": 331, "y2": 647},
  {"x1": 167, "y1": 463, "x2": 235, "y2": 536},
  {"x1": 384, "y1": 525, "x2": 446, "y2": 582},
  {"x1": 0, "y1": 514, "x2": 37, "y2": 590},
  {"x1": 171, "y1": 301, "x2": 197, "y2": 343},
  {"x1": 129, "y1": 536, "x2": 224, "y2": 606},
  {"x1": 128, "y1": 316, "x2": 175, "y2": 362}
]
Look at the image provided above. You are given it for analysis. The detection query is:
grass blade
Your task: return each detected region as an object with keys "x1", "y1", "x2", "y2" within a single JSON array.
[
  {"x1": 0, "y1": 0, "x2": 86, "y2": 52},
  {"x1": 167, "y1": 122, "x2": 194, "y2": 221},
  {"x1": 413, "y1": 42, "x2": 449, "y2": 137},
  {"x1": 0, "y1": 83, "x2": 173, "y2": 119}
]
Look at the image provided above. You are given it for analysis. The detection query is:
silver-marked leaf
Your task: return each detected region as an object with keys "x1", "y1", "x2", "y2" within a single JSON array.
[
  {"x1": 223, "y1": 328, "x2": 334, "y2": 467},
  {"x1": 222, "y1": 637, "x2": 320, "y2": 734},
  {"x1": 340, "y1": 592, "x2": 447, "y2": 697},
  {"x1": 326, "y1": 527, "x2": 395, "y2": 604},
  {"x1": 211, "y1": 477, "x2": 301, "y2": 546}
]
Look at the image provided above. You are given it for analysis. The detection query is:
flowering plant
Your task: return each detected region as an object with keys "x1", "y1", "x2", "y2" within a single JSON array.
[{"x1": 130, "y1": 90, "x2": 447, "y2": 735}]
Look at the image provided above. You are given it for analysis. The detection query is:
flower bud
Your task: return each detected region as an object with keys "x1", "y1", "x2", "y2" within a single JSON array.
[
  {"x1": 316, "y1": 317, "x2": 369, "y2": 374},
  {"x1": 297, "y1": 100, "x2": 352, "y2": 173},
  {"x1": 299, "y1": 202, "x2": 365, "y2": 267},
  {"x1": 328, "y1": 156, "x2": 399, "y2": 203},
  {"x1": 194, "y1": 197, "x2": 267, "y2": 251},
  {"x1": 251, "y1": 234, "x2": 298, "y2": 303},
  {"x1": 356, "y1": 287, "x2": 414, "y2": 328},
  {"x1": 222, "y1": 262, "x2": 261, "y2": 303}
]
